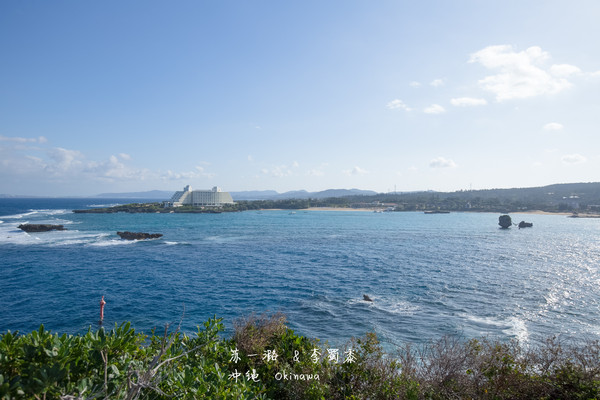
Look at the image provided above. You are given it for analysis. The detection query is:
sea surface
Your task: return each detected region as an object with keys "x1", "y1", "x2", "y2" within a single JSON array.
[{"x1": 1, "y1": 198, "x2": 599, "y2": 348}]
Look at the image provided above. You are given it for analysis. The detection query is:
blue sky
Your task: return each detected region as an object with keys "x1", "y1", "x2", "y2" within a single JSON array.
[{"x1": 1, "y1": 1, "x2": 599, "y2": 196}]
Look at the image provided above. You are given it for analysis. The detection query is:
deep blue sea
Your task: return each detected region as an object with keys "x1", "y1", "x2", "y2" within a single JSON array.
[{"x1": 1, "y1": 198, "x2": 599, "y2": 348}]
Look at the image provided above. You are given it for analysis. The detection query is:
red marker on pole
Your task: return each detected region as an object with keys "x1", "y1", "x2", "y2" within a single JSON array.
[{"x1": 100, "y1": 296, "x2": 106, "y2": 323}]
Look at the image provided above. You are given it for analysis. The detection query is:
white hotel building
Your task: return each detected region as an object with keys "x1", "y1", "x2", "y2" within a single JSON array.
[{"x1": 165, "y1": 185, "x2": 234, "y2": 207}]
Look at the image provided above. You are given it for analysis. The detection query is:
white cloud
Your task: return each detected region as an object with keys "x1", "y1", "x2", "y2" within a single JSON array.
[
  {"x1": 430, "y1": 78, "x2": 444, "y2": 87},
  {"x1": 550, "y1": 64, "x2": 581, "y2": 77},
  {"x1": 469, "y1": 45, "x2": 575, "y2": 101},
  {"x1": 161, "y1": 166, "x2": 215, "y2": 181},
  {"x1": 343, "y1": 166, "x2": 368, "y2": 176},
  {"x1": 47, "y1": 147, "x2": 85, "y2": 172},
  {"x1": 543, "y1": 122, "x2": 564, "y2": 131},
  {"x1": 84, "y1": 154, "x2": 156, "y2": 181},
  {"x1": 424, "y1": 104, "x2": 445, "y2": 114},
  {"x1": 247, "y1": 155, "x2": 254, "y2": 162},
  {"x1": 261, "y1": 165, "x2": 293, "y2": 178},
  {"x1": 292, "y1": 161, "x2": 299, "y2": 168},
  {"x1": 429, "y1": 157, "x2": 457, "y2": 168},
  {"x1": 100, "y1": 156, "x2": 138, "y2": 179},
  {"x1": 561, "y1": 154, "x2": 586, "y2": 164},
  {"x1": 409, "y1": 81, "x2": 421, "y2": 88},
  {"x1": 0, "y1": 135, "x2": 47, "y2": 143},
  {"x1": 307, "y1": 163, "x2": 328, "y2": 177},
  {"x1": 386, "y1": 99, "x2": 411, "y2": 111},
  {"x1": 307, "y1": 169, "x2": 324, "y2": 177},
  {"x1": 450, "y1": 97, "x2": 487, "y2": 107},
  {"x1": 0, "y1": 138, "x2": 219, "y2": 188}
]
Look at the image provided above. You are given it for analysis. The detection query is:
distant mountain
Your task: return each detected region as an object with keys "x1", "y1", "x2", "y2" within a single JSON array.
[
  {"x1": 230, "y1": 188, "x2": 378, "y2": 201},
  {"x1": 228, "y1": 190, "x2": 280, "y2": 200},
  {"x1": 95, "y1": 190, "x2": 174, "y2": 199},
  {"x1": 92, "y1": 188, "x2": 377, "y2": 201},
  {"x1": 0, "y1": 194, "x2": 45, "y2": 198},
  {"x1": 314, "y1": 189, "x2": 379, "y2": 198},
  {"x1": 368, "y1": 181, "x2": 600, "y2": 212}
]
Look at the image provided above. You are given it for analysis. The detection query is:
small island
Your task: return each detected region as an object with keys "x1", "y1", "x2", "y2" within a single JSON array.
[
  {"x1": 72, "y1": 202, "x2": 227, "y2": 214},
  {"x1": 18, "y1": 224, "x2": 67, "y2": 232},
  {"x1": 117, "y1": 231, "x2": 163, "y2": 240},
  {"x1": 498, "y1": 215, "x2": 512, "y2": 229}
]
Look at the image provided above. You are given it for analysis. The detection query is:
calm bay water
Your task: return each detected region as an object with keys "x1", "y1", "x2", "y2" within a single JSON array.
[{"x1": 1, "y1": 198, "x2": 599, "y2": 348}]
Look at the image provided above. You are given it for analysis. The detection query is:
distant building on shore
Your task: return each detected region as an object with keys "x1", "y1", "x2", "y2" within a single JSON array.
[{"x1": 164, "y1": 185, "x2": 234, "y2": 207}]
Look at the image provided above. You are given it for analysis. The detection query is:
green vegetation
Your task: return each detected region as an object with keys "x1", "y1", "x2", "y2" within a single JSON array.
[
  {"x1": 340, "y1": 182, "x2": 600, "y2": 213},
  {"x1": 72, "y1": 199, "x2": 312, "y2": 214},
  {"x1": 233, "y1": 199, "x2": 311, "y2": 211},
  {"x1": 72, "y1": 183, "x2": 600, "y2": 214},
  {"x1": 1, "y1": 314, "x2": 599, "y2": 399},
  {"x1": 72, "y1": 203, "x2": 228, "y2": 214}
]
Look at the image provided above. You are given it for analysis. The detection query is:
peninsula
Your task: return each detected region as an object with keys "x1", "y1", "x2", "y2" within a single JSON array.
[{"x1": 71, "y1": 182, "x2": 600, "y2": 216}]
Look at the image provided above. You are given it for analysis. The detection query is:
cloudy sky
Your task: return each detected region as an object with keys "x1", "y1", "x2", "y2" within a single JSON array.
[{"x1": 1, "y1": 1, "x2": 599, "y2": 196}]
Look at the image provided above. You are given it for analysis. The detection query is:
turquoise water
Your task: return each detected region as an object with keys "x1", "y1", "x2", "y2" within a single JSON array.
[{"x1": 1, "y1": 198, "x2": 599, "y2": 347}]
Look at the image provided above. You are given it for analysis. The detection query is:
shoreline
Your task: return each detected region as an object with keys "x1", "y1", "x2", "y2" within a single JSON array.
[
  {"x1": 303, "y1": 208, "x2": 600, "y2": 217},
  {"x1": 305, "y1": 207, "x2": 375, "y2": 212},
  {"x1": 303, "y1": 207, "x2": 573, "y2": 214}
]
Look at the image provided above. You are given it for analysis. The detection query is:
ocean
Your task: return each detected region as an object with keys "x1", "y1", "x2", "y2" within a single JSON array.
[{"x1": 1, "y1": 198, "x2": 599, "y2": 348}]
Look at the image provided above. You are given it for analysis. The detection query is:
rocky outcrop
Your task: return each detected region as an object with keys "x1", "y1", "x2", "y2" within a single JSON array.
[
  {"x1": 117, "y1": 231, "x2": 163, "y2": 240},
  {"x1": 518, "y1": 221, "x2": 533, "y2": 228},
  {"x1": 18, "y1": 224, "x2": 66, "y2": 232},
  {"x1": 498, "y1": 215, "x2": 512, "y2": 229}
]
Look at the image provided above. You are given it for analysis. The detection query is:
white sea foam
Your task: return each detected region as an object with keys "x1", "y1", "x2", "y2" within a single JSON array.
[
  {"x1": 347, "y1": 298, "x2": 370, "y2": 306},
  {"x1": 58, "y1": 220, "x2": 80, "y2": 225},
  {"x1": 465, "y1": 314, "x2": 529, "y2": 342},
  {"x1": 466, "y1": 314, "x2": 507, "y2": 330},
  {"x1": 45, "y1": 232, "x2": 109, "y2": 246},
  {"x1": 348, "y1": 296, "x2": 419, "y2": 315},
  {"x1": 0, "y1": 220, "x2": 113, "y2": 246},
  {"x1": 36, "y1": 209, "x2": 69, "y2": 215},
  {"x1": 205, "y1": 235, "x2": 246, "y2": 243},
  {"x1": 374, "y1": 299, "x2": 420, "y2": 315},
  {"x1": 50, "y1": 239, "x2": 89, "y2": 246},
  {"x1": 164, "y1": 241, "x2": 179, "y2": 245},
  {"x1": 0, "y1": 229, "x2": 31, "y2": 244},
  {"x1": 2, "y1": 211, "x2": 38, "y2": 219},
  {"x1": 1, "y1": 209, "x2": 70, "y2": 220},
  {"x1": 504, "y1": 316, "x2": 529, "y2": 343},
  {"x1": 87, "y1": 239, "x2": 137, "y2": 247}
]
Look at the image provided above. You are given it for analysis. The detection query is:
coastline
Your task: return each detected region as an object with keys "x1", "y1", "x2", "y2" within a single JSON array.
[
  {"x1": 305, "y1": 207, "x2": 376, "y2": 212},
  {"x1": 495, "y1": 210, "x2": 571, "y2": 216},
  {"x1": 304, "y1": 207, "x2": 591, "y2": 216},
  {"x1": 511, "y1": 210, "x2": 600, "y2": 217}
]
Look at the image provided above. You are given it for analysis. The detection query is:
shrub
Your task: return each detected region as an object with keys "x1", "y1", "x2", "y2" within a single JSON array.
[{"x1": 1, "y1": 315, "x2": 599, "y2": 399}]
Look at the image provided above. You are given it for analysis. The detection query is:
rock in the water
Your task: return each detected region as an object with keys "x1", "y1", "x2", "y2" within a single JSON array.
[
  {"x1": 518, "y1": 221, "x2": 533, "y2": 228},
  {"x1": 18, "y1": 224, "x2": 66, "y2": 232},
  {"x1": 363, "y1": 294, "x2": 373, "y2": 302},
  {"x1": 498, "y1": 215, "x2": 512, "y2": 229},
  {"x1": 117, "y1": 231, "x2": 163, "y2": 240}
]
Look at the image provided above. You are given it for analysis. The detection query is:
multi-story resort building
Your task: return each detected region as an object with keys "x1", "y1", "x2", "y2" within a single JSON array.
[{"x1": 164, "y1": 185, "x2": 234, "y2": 207}]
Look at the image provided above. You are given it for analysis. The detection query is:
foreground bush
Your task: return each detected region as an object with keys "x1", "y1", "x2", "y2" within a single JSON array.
[{"x1": 0, "y1": 315, "x2": 599, "y2": 399}]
